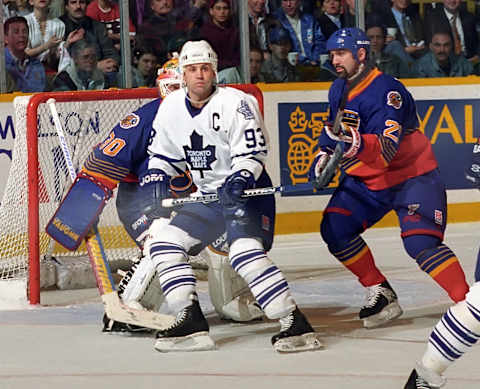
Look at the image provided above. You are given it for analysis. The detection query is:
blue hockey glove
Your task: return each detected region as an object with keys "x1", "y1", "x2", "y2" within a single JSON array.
[
  {"x1": 218, "y1": 170, "x2": 255, "y2": 225},
  {"x1": 138, "y1": 169, "x2": 170, "y2": 218},
  {"x1": 465, "y1": 143, "x2": 480, "y2": 189},
  {"x1": 218, "y1": 170, "x2": 255, "y2": 206}
]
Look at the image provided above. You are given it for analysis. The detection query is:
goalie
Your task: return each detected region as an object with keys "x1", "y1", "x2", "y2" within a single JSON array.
[{"x1": 47, "y1": 55, "x2": 263, "y2": 334}]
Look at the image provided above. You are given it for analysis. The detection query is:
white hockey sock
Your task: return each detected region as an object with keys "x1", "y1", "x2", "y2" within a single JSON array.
[
  {"x1": 149, "y1": 241, "x2": 195, "y2": 313},
  {"x1": 230, "y1": 239, "x2": 296, "y2": 320},
  {"x1": 422, "y1": 299, "x2": 480, "y2": 375}
]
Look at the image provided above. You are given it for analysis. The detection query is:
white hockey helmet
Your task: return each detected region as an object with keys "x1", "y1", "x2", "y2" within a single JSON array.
[
  {"x1": 178, "y1": 40, "x2": 218, "y2": 74},
  {"x1": 156, "y1": 53, "x2": 182, "y2": 98}
]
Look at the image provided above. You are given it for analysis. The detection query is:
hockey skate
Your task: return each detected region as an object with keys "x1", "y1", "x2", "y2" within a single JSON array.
[
  {"x1": 102, "y1": 314, "x2": 154, "y2": 336},
  {"x1": 154, "y1": 298, "x2": 216, "y2": 352},
  {"x1": 359, "y1": 281, "x2": 403, "y2": 328},
  {"x1": 404, "y1": 369, "x2": 445, "y2": 389},
  {"x1": 404, "y1": 363, "x2": 446, "y2": 389},
  {"x1": 271, "y1": 307, "x2": 323, "y2": 353}
]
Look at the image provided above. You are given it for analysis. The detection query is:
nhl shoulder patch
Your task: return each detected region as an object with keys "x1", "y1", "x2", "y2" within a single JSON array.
[
  {"x1": 386, "y1": 91, "x2": 402, "y2": 109},
  {"x1": 237, "y1": 100, "x2": 255, "y2": 120},
  {"x1": 120, "y1": 113, "x2": 140, "y2": 129}
]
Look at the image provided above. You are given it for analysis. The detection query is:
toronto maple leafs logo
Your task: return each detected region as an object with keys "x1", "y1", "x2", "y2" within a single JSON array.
[
  {"x1": 183, "y1": 131, "x2": 216, "y2": 178},
  {"x1": 237, "y1": 100, "x2": 255, "y2": 120}
]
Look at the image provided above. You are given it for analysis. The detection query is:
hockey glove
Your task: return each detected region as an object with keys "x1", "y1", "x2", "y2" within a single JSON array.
[
  {"x1": 218, "y1": 170, "x2": 255, "y2": 225},
  {"x1": 325, "y1": 122, "x2": 361, "y2": 158},
  {"x1": 308, "y1": 144, "x2": 344, "y2": 190},
  {"x1": 138, "y1": 169, "x2": 170, "y2": 218}
]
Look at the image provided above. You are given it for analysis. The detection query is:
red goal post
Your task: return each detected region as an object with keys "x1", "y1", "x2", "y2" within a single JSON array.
[{"x1": 0, "y1": 85, "x2": 264, "y2": 306}]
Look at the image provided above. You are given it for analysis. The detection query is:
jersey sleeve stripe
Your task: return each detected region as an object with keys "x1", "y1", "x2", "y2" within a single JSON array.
[{"x1": 83, "y1": 155, "x2": 130, "y2": 181}]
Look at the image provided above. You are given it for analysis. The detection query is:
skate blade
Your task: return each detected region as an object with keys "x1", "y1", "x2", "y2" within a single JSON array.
[
  {"x1": 273, "y1": 333, "x2": 324, "y2": 353},
  {"x1": 154, "y1": 331, "x2": 216, "y2": 352},
  {"x1": 363, "y1": 302, "x2": 403, "y2": 329}
]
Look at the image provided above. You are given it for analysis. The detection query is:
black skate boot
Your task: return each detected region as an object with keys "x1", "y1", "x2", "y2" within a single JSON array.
[
  {"x1": 154, "y1": 297, "x2": 215, "y2": 352},
  {"x1": 359, "y1": 280, "x2": 403, "y2": 328},
  {"x1": 102, "y1": 314, "x2": 154, "y2": 336},
  {"x1": 271, "y1": 307, "x2": 323, "y2": 353},
  {"x1": 404, "y1": 368, "x2": 444, "y2": 389}
]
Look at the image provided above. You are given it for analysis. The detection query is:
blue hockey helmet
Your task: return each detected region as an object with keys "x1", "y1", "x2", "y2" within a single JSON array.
[{"x1": 326, "y1": 27, "x2": 370, "y2": 60}]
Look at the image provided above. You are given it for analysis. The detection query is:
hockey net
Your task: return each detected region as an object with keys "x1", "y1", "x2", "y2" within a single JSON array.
[{"x1": 0, "y1": 85, "x2": 264, "y2": 306}]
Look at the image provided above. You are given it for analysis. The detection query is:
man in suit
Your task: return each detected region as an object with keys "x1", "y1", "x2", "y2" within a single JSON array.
[
  {"x1": 424, "y1": 0, "x2": 479, "y2": 63},
  {"x1": 371, "y1": 0, "x2": 425, "y2": 65},
  {"x1": 316, "y1": 0, "x2": 343, "y2": 39}
]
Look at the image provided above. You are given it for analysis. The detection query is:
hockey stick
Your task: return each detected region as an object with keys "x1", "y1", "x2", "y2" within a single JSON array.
[
  {"x1": 161, "y1": 182, "x2": 314, "y2": 208},
  {"x1": 48, "y1": 98, "x2": 175, "y2": 330},
  {"x1": 311, "y1": 65, "x2": 374, "y2": 190}
]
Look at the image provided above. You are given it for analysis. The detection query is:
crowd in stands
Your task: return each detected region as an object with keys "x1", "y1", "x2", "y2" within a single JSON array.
[{"x1": 3, "y1": 0, "x2": 480, "y2": 93}]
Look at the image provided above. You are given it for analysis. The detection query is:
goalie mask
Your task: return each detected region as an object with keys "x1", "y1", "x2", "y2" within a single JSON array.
[{"x1": 156, "y1": 54, "x2": 182, "y2": 99}]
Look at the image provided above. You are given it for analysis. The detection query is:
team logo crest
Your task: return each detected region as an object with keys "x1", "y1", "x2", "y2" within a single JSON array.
[
  {"x1": 119, "y1": 113, "x2": 140, "y2": 129},
  {"x1": 183, "y1": 131, "x2": 217, "y2": 178},
  {"x1": 434, "y1": 210, "x2": 443, "y2": 225},
  {"x1": 387, "y1": 91, "x2": 402, "y2": 109},
  {"x1": 237, "y1": 100, "x2": 255, "y2": 120}
]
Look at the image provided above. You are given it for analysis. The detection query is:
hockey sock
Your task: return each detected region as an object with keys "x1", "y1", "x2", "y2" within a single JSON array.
[
  {"x1": 422, "y1": 299, "x2": 480, "y2": 375},
  {"x1": 415, "y1": 244, "x2": 468, "y2": 303},
  {"x1": 329, "y1": 236, "x2": 385, "y2": 287},
  {"x1": 230, "y1": 238, "x2": 296, "y2": 320}
]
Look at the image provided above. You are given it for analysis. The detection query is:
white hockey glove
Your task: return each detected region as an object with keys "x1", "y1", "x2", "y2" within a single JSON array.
[{"x1": 325, "y1": 122, "x2": 361, "y2": 158}]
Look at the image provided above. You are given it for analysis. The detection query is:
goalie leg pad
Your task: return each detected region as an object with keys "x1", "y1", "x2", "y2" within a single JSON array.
[
  {"x1": 119, "y1": 256, "x2": 164, "y2": 312},
  {"x1": 206, "y1": 237, "x2": 263, "y2": 322},
  {"x1": 46, "y1": 172, "x2": 112, "y2": 250},
  {"x1": 229, "y1": 238, "x2": 296, "y2": 320}
]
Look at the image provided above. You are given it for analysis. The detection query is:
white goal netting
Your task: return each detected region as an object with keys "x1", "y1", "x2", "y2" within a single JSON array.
[{"x1": 0, "y1": 89, "x2": 158, "y2": 294}]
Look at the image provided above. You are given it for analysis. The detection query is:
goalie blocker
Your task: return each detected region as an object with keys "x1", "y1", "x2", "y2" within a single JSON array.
[{"x1": 46, "y1": 172, "x2": 112, "y2": 251}]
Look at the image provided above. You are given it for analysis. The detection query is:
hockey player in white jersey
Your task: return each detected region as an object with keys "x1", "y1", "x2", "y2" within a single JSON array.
[
  {"x1": 403, "y1": 140, "x2": 480, "y2": 388},
  {"x1": 146, "y1": 40, "x2": 322, "y2": 352}
]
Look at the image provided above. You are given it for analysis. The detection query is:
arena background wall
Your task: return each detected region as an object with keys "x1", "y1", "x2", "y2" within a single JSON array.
[{"x1": 1, "y1": 77, "x2": 480, "y2": 235}]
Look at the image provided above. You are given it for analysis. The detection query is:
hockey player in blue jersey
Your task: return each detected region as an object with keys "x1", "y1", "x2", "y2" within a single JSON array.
[
  {"x1": 146, "y1": 40, "x2": 322, "y2": 353},
  {"x1": 404, "y1": 141, "x2": 480, "y2": 389},
  {"x1": 308, "y1": 27, "x2": 469, "y2": 329}
]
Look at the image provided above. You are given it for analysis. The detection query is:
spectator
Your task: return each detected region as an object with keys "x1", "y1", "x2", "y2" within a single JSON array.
[
  {"x1": 48, "y1": 0, "x2": 63, "y2": 18},
  {"x1": 4, "y1": 16, "x2": 46, "y2": 92},
  {"x1": 86, "y1": 0, "x2": 135, "y2": 51},
  {"x1": 366, "y1": 24, "x2": 411, "y2": 78},
  {"x1": 59, "y1": 0, "x2": 119, "y2": 75},
  {"x1": 166, "y1": 33, "x2": 188, "y2": 58},
  {"x1": 174, "y1": 0, "x2": 211, "y2": 37},
  {"x1": 3, "y1": 0, "x2": 32, "y2": 18},
  {"x1": 248, "y1": 0, "x2": 276, "y2": 54},
  {"x1": 273, "y1": 0, "x2": 326, "y2": 65},
  {"x1": 24, "y1": 0, "x2": 66, "y2": 70},
  {"x1": 250, "y1": 46, "x2": 265, "y2": 82},
  {"x1": 316, "y1": 0, "x2": 344, "y2": 39},
  {"x1": 200, "y1": 0, "x2": 240, "y2": 71},
  {"x1": 424, "y1": 0, "x2": 479, "y2": 64},
  {"x1": 131, "y1": 47, "x2": 158, "y2": 87},
  {"x1": 217, "y1": 46, "x2": 267, "y2": 84},
  {"x1": 137, "y1": 0, "x2": 180, "y2": 63},
  {"x1": 261, "y1": 25, "x2": 300, "y2": 82},
  {"x1": 376, "y1": 0, "x2": 425, "y2": 64},
  {"x1": 51, "y1": 39, "x2": 107, "y2": 90},
  {"x1": 342, "y1": 0, "x2": 359, "y2": 28},
  {"x1": 412, "y1": 30, "x2": 473, "y2": 77}
]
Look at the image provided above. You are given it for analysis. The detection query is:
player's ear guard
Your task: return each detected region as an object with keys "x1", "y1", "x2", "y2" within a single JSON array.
[{"x1": 46, "y1": 172, "x2": 113, "y2": 251}]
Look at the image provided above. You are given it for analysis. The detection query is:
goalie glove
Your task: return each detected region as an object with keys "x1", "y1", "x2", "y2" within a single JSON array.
[{"x1": 325, "y1": 122, "x2": 361, "y2": 158}]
